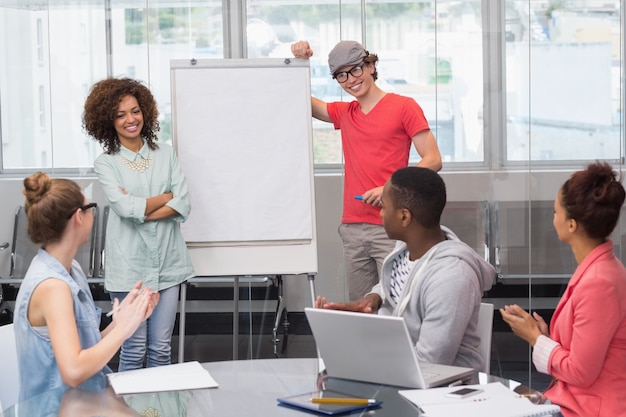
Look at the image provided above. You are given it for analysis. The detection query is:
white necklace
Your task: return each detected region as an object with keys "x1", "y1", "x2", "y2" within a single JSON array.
[{"x1": 120, "y1": 152, "x2": 152, "y2": 172}]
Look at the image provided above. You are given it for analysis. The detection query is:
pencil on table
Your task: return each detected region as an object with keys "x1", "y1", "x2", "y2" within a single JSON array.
[{"x1": 310, "y1": 397, "x2": 377, "y2": 405}]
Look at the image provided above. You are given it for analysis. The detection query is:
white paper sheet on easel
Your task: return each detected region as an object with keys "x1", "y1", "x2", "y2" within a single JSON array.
[{"x1": 107, "y1": 361, "x2": 218, "y2": 395}]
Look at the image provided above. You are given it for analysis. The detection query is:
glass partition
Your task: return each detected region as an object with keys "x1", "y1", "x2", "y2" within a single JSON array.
[
  {"x1": 1, "y1": 0, "x2": 625, "y2": 393},
  {"x1": 0, "y1": 0, "x2": 223, "y2": 170},
  {"x1": 505, "y1": 1, "x2": 622, "y2": 164},
  {"x1": 248, "y1": 0, "x2": 485, "y2": 165},
  {"x1": 0, "y1": 0, "x2": 486, "y2": 169},
  {"x1": 501, "y1": 0, "x2": 624, "y2": 390}
]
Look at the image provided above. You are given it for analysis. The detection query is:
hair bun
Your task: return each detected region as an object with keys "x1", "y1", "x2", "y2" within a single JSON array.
[{"x1": 23, "y1": 172, "x2": 52, "y2": 205}]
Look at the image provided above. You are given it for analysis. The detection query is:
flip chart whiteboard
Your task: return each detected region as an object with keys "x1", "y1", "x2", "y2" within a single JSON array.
[{"x1": 171, "y1": 58, "x2": 318, "y2": 276}]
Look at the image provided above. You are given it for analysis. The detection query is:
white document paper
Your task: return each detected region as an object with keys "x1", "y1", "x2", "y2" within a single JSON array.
[
  {"x1": 107, "y1": 361, "x2": 219, "y2": 395},
  {"x1": 399, "y1": 382, "x2": 561, "y2": 417},
  {"x1": 399, "y1": 382, "x2": 517, "y2": 406}
]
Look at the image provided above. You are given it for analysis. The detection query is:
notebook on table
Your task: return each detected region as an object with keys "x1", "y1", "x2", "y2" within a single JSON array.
[
  {"x1": 304, "y1": 307, "x2": 475, "y2": 389},
  {"x1": 398, "y1": 382, "x2": 561, "y2": 417},
  {"x1": 277, "y1": 389, "x2": 383, "y2": 415},
  {"x1": 107, "y1": 361, "x2": 218, "y2": 395}
]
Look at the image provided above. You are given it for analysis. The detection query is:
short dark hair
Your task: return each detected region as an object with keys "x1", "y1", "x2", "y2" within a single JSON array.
[
  {"x1": 561, "y1": 161, "x2": 625, "y2": 240},
  {"x1": 363, "y1": 53, "x2": 379, "y2": 81},
  {"x1": 389, "y1": 167, "x2": 446, "y2": 228}
]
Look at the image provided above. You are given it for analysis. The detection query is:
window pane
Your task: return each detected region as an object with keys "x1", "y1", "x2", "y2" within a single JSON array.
[
  {"x1": 0, "y1": 1, "x2": 223, "y2": 171},
  {"x1": 505, "y1": 1, "x2": 622, "y2": 162},
  {"x1": 0, "y1": 5, "x2": 98, "y2": 170},
  {"x1": 246, "y1": 1, "x2": 344, "y2": 165},
  {"x1": 246, "y1": 1, "x2": 484, "y2": 165},
  {"x1": 368, "y1": 1, "x2": 484, "y2": 163},
  {"x1": 48, "y1": 4, "x2": 108, "y2": 169},
  {"x1": 111, "y1": 3, "x2": 223, "y2": 146},
  {"x1": 2, "y1": 0, "x2": 487, "y2": 169}
]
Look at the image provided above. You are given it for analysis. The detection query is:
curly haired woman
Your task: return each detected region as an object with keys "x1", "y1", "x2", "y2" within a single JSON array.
[{"x1": 83, "y1": 77, "x2": 194, "y2": 371}]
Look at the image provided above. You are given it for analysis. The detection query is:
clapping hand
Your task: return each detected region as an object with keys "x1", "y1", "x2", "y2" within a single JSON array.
[
  {"x1": 500, "y1": 304, "x2": 548, "y2": 346},
  {"x1": 111, "y1": 281, "x2": 159, "y2": 338}
]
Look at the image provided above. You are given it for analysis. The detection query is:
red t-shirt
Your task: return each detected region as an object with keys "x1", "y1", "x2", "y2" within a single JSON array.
[{"x1": 327, "y1": 93, "x2": 430, "y2": 224}]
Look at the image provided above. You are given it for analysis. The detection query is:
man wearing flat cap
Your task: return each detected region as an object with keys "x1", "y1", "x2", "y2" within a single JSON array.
[{"x1": 292, "y1": 40, "x2": 442, "y2": 301}]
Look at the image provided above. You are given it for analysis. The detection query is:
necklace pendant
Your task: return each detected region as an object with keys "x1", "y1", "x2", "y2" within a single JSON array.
[{"x1": 121, "y1": 153, "x2": 152, "y2": 173}]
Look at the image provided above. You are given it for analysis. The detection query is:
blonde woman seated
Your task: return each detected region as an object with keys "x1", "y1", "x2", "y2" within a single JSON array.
[{"x1": 13, "y1": 172, "x2": 159, "y2": 401}]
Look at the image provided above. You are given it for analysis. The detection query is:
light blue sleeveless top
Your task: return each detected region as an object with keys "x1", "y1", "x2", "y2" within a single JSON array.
[{"x1": 14, "y1": 248, "x2": 111, "y2": 401}]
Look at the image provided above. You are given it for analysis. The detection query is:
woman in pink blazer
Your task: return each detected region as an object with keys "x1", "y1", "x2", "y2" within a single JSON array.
[{"x1": 501, "y1": 161, "x2": 626, "y2": 417}]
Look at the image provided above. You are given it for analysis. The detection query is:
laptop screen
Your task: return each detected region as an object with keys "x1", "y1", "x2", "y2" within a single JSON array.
[{"x1": 304, "y1": 308, "x2": 474, "y2": 389}]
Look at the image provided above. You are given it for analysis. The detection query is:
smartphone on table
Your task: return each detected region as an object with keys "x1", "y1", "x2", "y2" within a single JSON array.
[{"x1": 444, "y1": 387, "x2": 483, "y2": 399}]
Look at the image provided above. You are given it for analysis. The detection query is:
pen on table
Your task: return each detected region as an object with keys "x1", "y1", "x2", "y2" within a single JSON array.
[
  {"x1": 518, "y1": 392, "x2": 540, "y2": 401},
  {"x1": 354, "y1": 195, "x2": 363, "y2": 201},
  {"x1": 310, "y1": 397, "x2": 377, "y2": 405}
]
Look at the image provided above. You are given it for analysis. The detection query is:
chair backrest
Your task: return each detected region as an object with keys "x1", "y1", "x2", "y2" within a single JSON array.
[
  {"x1": 75, "y1": 205, "x2": 98, "y2": 277},
  {"x1": 97, "y1": 205, "x2": 110, "y2": 278},
  {"x1": 10, "y1": 205, "x2": 98, "y2": 279},
  {"x1": 493, "y1": 200, "x2": 576, "y2": 281},
  {"x1": 9, "y1": 206, "x2": 39, "y2": 279},
  {"x1": 440, "y1": 201, "x2": 498, "y2": 288},
  {"x1": 0, "y1": 323, "x2": 19, "y2": 410},
  {"x1": 477, "y1": 302, "x2": 494, "y2": 374},
  {"x1": 441, "y1": 201, "x2": 491, "y2": 264}
]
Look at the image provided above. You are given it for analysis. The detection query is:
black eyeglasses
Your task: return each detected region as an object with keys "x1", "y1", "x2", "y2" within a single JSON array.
[
  {"x1": 67, "y1": 202, "x2": 97, "y2": 219},
  {"x1": 333, "y1": 64, "x2": 365, "y2": 83}
]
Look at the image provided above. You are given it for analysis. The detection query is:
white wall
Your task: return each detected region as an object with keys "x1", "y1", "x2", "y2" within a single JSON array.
[
  {"x1": 0, "y1": 176, "x2": 106, "y2": 278},
  {"x1": 0, "y1": 169, "x2": 577, "y2": 310},
  {"x1": 0, "y1": 174, "x2": 349, "y2": 308}
]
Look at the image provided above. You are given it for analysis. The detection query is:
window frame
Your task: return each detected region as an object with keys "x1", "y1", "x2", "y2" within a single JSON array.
[{"x1": 0, "y1": 1, "x2": 624, "y2": 174}]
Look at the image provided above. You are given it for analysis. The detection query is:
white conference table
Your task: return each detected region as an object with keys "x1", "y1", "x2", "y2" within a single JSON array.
[{"x1": 3, "y1": 358, "x2": 547, "y2": 417}]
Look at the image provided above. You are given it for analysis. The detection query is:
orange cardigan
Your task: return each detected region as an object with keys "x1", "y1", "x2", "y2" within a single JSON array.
[{"x1": 545, "y1": 240, "x2": 626, "y2": 417}]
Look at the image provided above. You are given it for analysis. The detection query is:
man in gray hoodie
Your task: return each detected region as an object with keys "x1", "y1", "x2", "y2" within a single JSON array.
[{"x1": 316, "y1": 167, "x2": 495, "y2": 371}]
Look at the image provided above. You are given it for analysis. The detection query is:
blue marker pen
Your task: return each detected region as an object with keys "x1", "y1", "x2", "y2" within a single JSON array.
[{"x1": 354, "y1": 195, "x2": 363, "y2": 201}]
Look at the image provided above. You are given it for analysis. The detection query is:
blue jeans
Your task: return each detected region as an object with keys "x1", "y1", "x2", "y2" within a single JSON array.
[{"x1": 109, "y1": 284, "x2": 180, "y2": 371}]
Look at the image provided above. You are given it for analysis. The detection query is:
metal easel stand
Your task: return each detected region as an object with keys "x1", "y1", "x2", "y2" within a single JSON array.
[
  {"x1": 178, "y1": 276, "x2": 255, "y2": 362},
  {"x1": 271, "y1": 275, "x2": 288, "y2": 356},
  {"x1": 271, "y1": 273, "x2": 316, "y2": 357},
  {"x1": 178, "y1": 273, "x2": 316, "y2": 362}
]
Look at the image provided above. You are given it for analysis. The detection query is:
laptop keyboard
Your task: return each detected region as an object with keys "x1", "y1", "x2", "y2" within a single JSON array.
[{"x1": 420, "y1": 363, "x2": 440, "y2": 379}]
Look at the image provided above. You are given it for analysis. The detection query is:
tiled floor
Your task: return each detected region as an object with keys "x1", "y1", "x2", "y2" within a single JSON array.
[{"x1": 108, "y1": 311, "x2": 553, "y2": 392}]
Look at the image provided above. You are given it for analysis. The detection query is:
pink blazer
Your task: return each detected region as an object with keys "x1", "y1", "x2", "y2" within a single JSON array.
[{"x1": 545, "y1": 240, "x2": 626, "y2": 417}]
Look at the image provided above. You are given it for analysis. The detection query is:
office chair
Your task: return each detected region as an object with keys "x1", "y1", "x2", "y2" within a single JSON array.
[
  {"x1": 97, "y1": 205, "x2": 110, "y2": 278},
  {"x1": 0, "y1": 323, "x2": 20, "y2": 410},
  {"x1": 10, "y1": 205, "x2": 98, "y2": 279},
  {"x1": 441, "y1": 201, "x2": 491, "y2": 264},
  {"x1": 477, "y1": 302, "x2": 495, "y2": 374},
  {"x1": 76, "y1": 205, "x2": 98, "y2": 278},
  {"x1": 0, "y1": 241, "x2": 10, "y2": 321},
  {"x1": 9, "y1": 206, "x2": 39, "y2": 279}
]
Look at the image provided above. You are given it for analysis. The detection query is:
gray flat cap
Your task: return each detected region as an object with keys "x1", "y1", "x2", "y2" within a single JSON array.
[{"x1": 328, "y1": 41, "x2": 368, "y2": 75}]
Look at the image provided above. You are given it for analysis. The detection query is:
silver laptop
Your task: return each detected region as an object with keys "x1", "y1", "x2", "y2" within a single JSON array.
[{"x1": 304, "y1": 307, "x2": 475, "y2": 389}]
